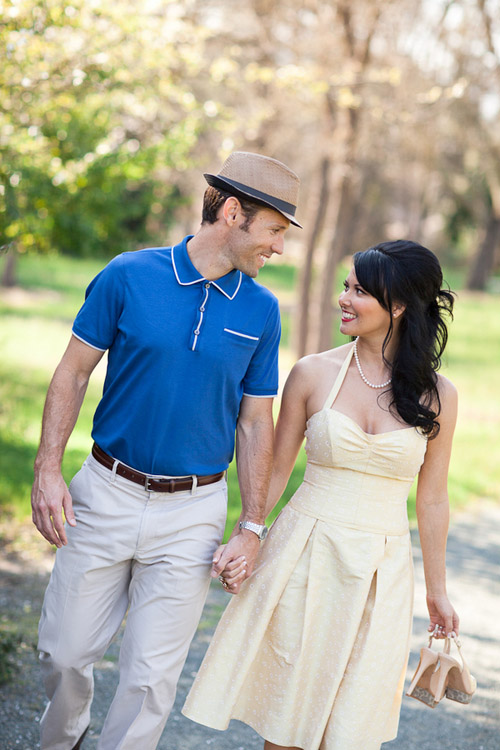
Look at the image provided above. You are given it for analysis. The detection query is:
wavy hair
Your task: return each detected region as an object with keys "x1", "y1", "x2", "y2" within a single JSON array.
[{"x1": 353, "y1": 240, "x2": 455, "y2": 437}]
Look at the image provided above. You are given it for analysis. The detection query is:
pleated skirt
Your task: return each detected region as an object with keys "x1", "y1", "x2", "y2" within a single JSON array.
[{"x1": 182, "y1": 501, "x2": 414, "y2": 750}]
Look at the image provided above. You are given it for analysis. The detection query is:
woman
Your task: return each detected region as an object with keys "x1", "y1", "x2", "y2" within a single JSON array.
[{"x1": 182, "y1": 240, "x2": 460, "y2": 750}]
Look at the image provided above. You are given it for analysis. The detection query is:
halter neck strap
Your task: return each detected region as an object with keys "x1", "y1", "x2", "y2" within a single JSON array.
[{"x1": 322, "y1": 343, "x2": 355, "y2": 411}]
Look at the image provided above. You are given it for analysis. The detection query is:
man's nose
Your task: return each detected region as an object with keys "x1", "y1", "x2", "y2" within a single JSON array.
[{"x1": 272, "y1": 236, "x2": 284, "y2": 255}]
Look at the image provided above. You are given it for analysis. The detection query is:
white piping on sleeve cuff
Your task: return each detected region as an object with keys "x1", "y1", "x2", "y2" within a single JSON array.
[
  {"x1": 242, "y1": 392, "x2": 278, "y2": 398},
  {"x1": 72, "y1": 332, "x2": 107, "y2": 352}
]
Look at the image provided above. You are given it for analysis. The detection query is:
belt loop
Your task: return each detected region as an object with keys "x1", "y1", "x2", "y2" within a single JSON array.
[
  {"x1": 110, "y1": 459, "x2": 119, "y2": 483},
  {"x1": 191, "y1": 474, "x2": 198, "y2": 495}
]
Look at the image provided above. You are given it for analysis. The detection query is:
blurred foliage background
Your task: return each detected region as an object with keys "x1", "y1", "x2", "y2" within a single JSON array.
[
  {"x1": 1, "y1": 0, "x2": 500, "y2": 537},
  {"x1": 1, "y1": 253, "x2": 499, "y2": 540}
]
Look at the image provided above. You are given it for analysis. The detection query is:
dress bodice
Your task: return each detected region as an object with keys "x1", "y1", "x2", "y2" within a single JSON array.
[
  {"x1": 289, "y1": 345, "x2": 428, "y2": 535},
  {"x1": 304, "y1": 408, "x2": 427, "y2": 482}
]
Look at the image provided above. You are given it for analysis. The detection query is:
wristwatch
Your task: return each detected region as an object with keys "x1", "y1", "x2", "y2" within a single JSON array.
[{"x1": 239, "y1": 520, "x2": 268, "y2": 541}]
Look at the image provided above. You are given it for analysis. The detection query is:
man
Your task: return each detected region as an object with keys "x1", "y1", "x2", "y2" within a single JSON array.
[{"x1": 32, "y1": 151, "x2": 301, "y2": 750}]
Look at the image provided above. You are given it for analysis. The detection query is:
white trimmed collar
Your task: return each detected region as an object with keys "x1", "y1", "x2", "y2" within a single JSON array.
[{"x1": 171, "y1": 236, "x2": 243, "y2": 300}]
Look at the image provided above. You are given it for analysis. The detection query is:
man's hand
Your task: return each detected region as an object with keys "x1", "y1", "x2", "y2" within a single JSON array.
[
  {"x1": 30, "y1": 335, "x2": 104, "y2": 547},
  {"x1": 211, "y1": 530, "x2": 261, "y2": 594},
  {"x1": 31, "y1": 467, "x2": 76, "y2": 547},
  {"x1": 213, "y1": 551, "x2": 247, "y2": 596}
]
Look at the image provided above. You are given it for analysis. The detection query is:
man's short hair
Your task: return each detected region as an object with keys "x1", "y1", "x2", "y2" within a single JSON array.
[{"x1": 202, "y1": 186, "x2": 262, "y2": 230}]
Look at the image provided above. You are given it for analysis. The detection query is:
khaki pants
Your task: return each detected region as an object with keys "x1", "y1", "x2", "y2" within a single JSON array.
[{"x1": 38, "y1": 454, "x2": 227, "y2": 750}]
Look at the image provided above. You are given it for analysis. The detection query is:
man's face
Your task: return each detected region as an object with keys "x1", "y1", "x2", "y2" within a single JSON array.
[{"x1": 227, "y1": 207, "x2": 290, "y2": 278}]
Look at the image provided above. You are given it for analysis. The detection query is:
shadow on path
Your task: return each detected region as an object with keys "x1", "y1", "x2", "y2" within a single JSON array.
[{"x1": 1, "y1": 502, "x2": 498, "y2": 749}]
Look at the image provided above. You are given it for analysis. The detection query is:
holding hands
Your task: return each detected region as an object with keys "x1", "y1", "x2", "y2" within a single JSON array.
[{"x1": 211, "y1": 527, "x2": 262, "y2": 595}]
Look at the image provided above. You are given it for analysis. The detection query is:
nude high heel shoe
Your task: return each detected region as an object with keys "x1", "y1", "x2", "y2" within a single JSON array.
[
  {"x1": 406, "y1": 634, "x2": 441, "y2": 707},
  {"x1": 444, "y1": 635, "x2": 477, "y2": 704},
  {"x1": 407, "y1": 633, "x2": 476, "y2": 708}
]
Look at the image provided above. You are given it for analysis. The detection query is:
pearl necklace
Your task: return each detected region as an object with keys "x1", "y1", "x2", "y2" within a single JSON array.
[{"x1": 353, "y1": 338, "x2": 392, "y2": 389}]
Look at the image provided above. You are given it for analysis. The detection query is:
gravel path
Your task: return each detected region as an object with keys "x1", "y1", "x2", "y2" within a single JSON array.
[{"x1": 1, "y1": 501, "x2": 499, "y2": 750}]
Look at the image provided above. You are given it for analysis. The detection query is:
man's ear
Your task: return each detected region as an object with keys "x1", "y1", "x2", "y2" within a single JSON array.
[{"x1": 222, "y1": 197, "x2": 241, "y2": 225}]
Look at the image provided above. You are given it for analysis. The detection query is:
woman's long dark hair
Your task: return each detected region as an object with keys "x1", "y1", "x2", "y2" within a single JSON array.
[{"x1": 353, "y1": 240, "x2": 455, "y2": 437}]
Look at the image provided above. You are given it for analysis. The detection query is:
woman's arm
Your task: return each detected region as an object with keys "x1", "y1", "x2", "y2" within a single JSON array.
[
  {"x1": 416, "y1": 376, "x2": 460, "y2": 637},
  {"x1": 215, "y1": 356, "x2": 317, "y2": 594}
]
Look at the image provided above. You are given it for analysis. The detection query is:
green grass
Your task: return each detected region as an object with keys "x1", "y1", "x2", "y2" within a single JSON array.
[
  {"x1": 258, "y1": 261, "x2": 297, "y2": 290},
  {"x1": 0, "y1": 253, "x2": 104, "y2": 322},
  {"x1": 439, "y1": 292, "x2": 500, "y2": 507},
  {"x1": 1, "y1": 252, "x2": 499, "y2": 539}
]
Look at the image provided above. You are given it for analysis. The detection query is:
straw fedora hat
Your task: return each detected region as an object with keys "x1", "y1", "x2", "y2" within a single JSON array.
[{"x1": 204, "y1": 151, "x2": 302, "y2": 228}]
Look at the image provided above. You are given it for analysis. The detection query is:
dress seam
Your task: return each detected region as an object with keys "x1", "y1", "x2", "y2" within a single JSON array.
[{"x1": 287, "y1": 501, "x2": 409, "y2": 536}]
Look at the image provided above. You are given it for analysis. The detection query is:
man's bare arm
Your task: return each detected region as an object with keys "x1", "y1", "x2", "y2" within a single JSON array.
[
  {"x1": 211, "y1": 395, "x2": 274, "y2": 588},
  {"x1": 32, "y1": 335, "x2": 104, "y2": 547}
]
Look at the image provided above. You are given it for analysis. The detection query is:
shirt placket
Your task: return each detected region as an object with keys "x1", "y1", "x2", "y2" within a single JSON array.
[{"x1": 190, "y1": 282, "x2": 211, "y2": 351}]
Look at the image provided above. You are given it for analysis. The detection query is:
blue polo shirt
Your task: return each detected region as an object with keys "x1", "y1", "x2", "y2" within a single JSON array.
[{"x1": 72, "y1": 235, "x2": 281, "y2": 476}]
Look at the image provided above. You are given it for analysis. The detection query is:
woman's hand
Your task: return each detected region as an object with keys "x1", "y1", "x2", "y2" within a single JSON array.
[
  {"x1": 211, "y1": 527, "x2": 261, "y2": 594},
  {"x1": 426, "y1": 593, "x2": 459, "y2": 638},
  {"x1": 215, "y1": 550, "x2": 248, "y2": 595}
]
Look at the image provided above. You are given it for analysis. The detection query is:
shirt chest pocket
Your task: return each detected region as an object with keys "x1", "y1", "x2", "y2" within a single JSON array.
[
  {"x1": 220, "y1": 327, "x2": 260, "y2": 369},
  {"x1": 223, "y1": 327, "x2": 260, "y2": 344}
]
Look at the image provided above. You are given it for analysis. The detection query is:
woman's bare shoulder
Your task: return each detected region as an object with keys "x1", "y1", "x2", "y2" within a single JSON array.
[
  {"x1": 286, "y1": 342, "x2": 352, "y2": 390},
  {"x1": 435, "y1": 373, "x2": 458, "y2": 419},
  {"x1": 292, "y1": 342, "x2": 352, "y2": 373},
  {"x1": 436, "y1": 372, "x2": 457, "y2": 398}
]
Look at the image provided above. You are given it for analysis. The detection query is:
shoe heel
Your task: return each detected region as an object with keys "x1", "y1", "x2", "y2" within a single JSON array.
[
  {"x1": 444, "y1": 636, "x2": 477, "y2": 705},
  {"x1": 407, "y1": 640, "x2": 454, "y2": 708},
  {"x1": 406, "y1": 647, "x2": 439, "y2": 705},
  {"x1": 429, "y1": 655, "x2": 454, "y2": 705}
]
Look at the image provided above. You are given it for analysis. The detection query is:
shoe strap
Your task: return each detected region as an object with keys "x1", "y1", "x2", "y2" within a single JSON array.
[{"x1": 428, "y1": 632, "x2": 468, "y2": 671}]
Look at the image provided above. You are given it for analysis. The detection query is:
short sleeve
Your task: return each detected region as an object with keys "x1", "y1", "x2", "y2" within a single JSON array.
[
  {"x1": 242, "y1": 300, "x2": 281, "y2": 397},
  {"x1": 72, "y1": 255, "x2": 126, "y2": 351}
]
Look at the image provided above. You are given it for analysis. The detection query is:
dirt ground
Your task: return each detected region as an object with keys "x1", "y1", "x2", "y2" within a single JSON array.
[{"x1": 1, "y1": 501, "x2": 499, "y2": 750}]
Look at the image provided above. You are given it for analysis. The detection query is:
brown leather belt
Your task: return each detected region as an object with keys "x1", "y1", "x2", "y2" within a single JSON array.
[{"x1": 91, "y1": 443, "x2": 225, "y2": 493}]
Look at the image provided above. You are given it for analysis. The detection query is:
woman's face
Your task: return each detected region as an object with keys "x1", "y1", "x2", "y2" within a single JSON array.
[{"x1": 338, "y1": 267, "x2": 392, "y2": 338}]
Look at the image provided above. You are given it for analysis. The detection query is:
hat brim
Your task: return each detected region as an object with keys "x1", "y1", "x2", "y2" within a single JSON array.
[{"x1": 204, "y1": 173, "x2": 302, "y2": 228}]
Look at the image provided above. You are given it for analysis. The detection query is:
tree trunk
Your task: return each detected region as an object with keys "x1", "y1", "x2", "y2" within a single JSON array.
[
  {"x1": 1, "y1": 249, "x2": 17, "y2": 287},
  {"x1": 310, "y1": 2, "x2": 379, "y2": 353},
  {"x1": 315, "y1": 172, "x2": 357, "y2": 352},
  {"x1": 466, "y1": 213, "x2": 500, "y2": 291},
  {"x1": 294, "y1": 157, "x2": 331, "y2": 359}
]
